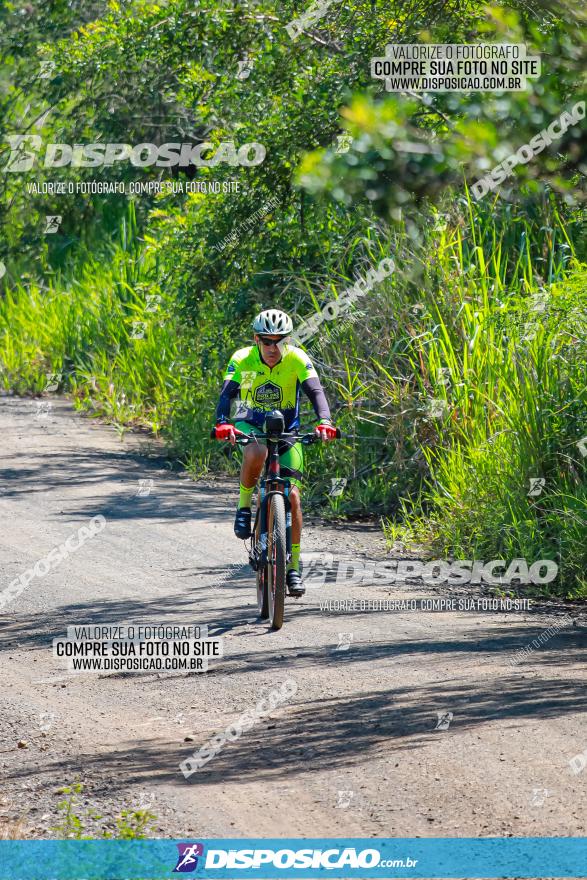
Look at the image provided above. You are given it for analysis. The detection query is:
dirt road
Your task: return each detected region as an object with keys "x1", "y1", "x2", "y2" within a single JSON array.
[{"x1": 0, "y1": 396, "x2": 585, "y2": 840}]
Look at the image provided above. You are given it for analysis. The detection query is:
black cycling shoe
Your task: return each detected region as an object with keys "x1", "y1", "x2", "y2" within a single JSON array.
[
  {"x1": 234, "y1": 507, "x2": 252, "y2": 539},
  {"x1": 287, "y1": 568, "x2": 305, "y2": 596}
]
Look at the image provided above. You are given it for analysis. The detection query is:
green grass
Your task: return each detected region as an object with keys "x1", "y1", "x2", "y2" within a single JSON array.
[{"x1": 373, "y1": 199, "x2": 586, "y2": 596}]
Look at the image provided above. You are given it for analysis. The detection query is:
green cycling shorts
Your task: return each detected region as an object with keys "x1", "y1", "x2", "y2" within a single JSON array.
[{"x1": 235, "y1": 421, "x2": 304, "y2": 491}]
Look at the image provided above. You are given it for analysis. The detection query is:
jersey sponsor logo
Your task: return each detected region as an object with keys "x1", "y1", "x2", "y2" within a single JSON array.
[
  {"x1": 253, "y1": 381, "x2": 282, "y2": 407},
  {"x1": 226, "y1": 363, "x2": 236, "y2": 373}
]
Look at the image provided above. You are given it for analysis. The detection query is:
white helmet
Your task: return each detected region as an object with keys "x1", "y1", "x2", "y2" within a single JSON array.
[{"x1": 252, "y1": 309, "x2": 293, "y2": 336}]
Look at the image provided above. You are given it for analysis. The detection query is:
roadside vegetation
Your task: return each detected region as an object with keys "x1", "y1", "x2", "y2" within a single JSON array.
[
  {"x1": 52, "y1": 782, "x2": 157, "y2": 839},
  {"x1": 0, "y1": 0, "x2": 585, "y2": 595},
  {"x1": 0, "y1": 782, "x2": 156, "y2": 839}
]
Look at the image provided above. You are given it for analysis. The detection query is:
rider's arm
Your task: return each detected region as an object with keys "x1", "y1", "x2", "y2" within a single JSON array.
[
  {"x1": 216, "y1": 379, "x2": 240, "y2": 423},
  {"x1": 301, "y1": 376, "x2": 332, "y2": 423},
  {"x1": 294, "y1": 349, "x2": 333, "y2": 423},
  {"x1": 216, "y1": 356, "x2": 242, "y2": 423}
]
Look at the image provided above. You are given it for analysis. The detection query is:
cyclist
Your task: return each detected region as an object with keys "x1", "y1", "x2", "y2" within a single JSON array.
[{"x1": 214, "y1": 309, "x2": 337, "y2": 596}]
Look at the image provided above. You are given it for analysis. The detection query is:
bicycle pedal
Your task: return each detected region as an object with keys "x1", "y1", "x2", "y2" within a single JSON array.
[{"x1": 287, "y1": 586, "x2": 306, "y2": 598}]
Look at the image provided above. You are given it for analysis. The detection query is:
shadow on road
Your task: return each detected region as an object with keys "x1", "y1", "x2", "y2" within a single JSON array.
[
  {"x1": 0, "y1": 445, "x2": 232, "y2": 525},
  {"x1": 3, "y1": 663, "x2": 585, "y2": 792}
]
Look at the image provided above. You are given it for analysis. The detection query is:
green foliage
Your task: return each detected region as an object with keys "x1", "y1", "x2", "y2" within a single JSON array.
[
  {"x1": 52, "y1": 782, "x2": 157, "y2": 840},
  {"x1": 53, "y1": 783, "x2": 87, "y2": 839}
]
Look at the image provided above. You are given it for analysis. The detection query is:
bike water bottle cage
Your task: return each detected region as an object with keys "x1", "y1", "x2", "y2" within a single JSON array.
[{"x1": 264, "y1": 410, "x2": 285, "y2": 437}]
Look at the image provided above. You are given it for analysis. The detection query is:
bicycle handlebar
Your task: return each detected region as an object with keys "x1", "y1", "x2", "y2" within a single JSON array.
[{"x1": 210, "y1": 425, "x2": 341, "y2": 445}]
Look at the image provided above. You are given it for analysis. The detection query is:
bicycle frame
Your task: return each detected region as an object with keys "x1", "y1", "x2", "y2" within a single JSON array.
[{"x1": 255, "y1": 436, "x2": 293, "y2": 573}]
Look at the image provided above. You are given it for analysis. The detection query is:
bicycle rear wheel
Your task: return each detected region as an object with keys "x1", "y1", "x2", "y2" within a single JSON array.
[{"x1": 267, "y1": 493, "x2": 287, "y2": 630}]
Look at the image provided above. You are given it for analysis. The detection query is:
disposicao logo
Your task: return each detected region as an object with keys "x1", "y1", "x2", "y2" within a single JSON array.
[
  {"x1": 173, "y1": 842, "x2": 205, "y2": 873},
  {"x1": 203, "y1": 847, "x2": 384, "y2": 870},
  {"x1": 3, "y1": 137, "x2": 266, "y2": 171}
]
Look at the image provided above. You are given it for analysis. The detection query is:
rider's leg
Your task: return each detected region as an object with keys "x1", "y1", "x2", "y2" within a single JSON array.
[
  {"x1": 279, "y1": 439, "x2": 304, "y2": 589},
  {"x1": 240, "y1": 443, "x2": 267, "y2": 506},
  {"x1": 288, "y1": 486, "x2": 302, "y2": 573},
  {"x1": 233, "y1": 423, "x2": 267, "y2": 539}
]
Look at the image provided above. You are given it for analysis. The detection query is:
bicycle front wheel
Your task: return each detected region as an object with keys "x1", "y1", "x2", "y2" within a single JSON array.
[
  {"x1": 267, "y1": 493, "x2": 286, "y2": 631},
  {"x1": 254, "y1": 508, "x2": 269, "y2": 619}
]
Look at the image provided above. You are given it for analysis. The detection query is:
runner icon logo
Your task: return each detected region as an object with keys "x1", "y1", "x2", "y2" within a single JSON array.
[
  {"x1": 336, "y1": 789, "x2": 355, "y2": 808},
  {"x1": 335, "y1": 632, "x2": 354, "y2": 651},
  {"x1": 173, "y1": 843, "x2": 205, "y2": 873},
  {"x1": 335, "y1": 135, "x2": 353, "y2": 153},
  {"x1": 329, "y1": 478, "x2": 347, "y2": 497},
  {"x1": 530, "y1": 788, "x2": 550, "y2": 806},
  {"x1": 528, "y1": 477, "x2": 545, "y2": 497},
  {"x1": 435, "y1": 711, "x2": 453, "y2": 730},
  {"x1": 44, "y1": 215, "x2": 62, "y2": 233}
]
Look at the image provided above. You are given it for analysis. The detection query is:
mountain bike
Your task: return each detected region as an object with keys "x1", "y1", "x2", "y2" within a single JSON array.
[{"x1": 212, "y1": 410, "x2": 339, "y2": 630}]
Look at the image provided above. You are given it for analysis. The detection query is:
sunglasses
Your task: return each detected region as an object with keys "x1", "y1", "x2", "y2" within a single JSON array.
[{"x1": 257, "y1": 336, "x2": 286, "y2": 348}]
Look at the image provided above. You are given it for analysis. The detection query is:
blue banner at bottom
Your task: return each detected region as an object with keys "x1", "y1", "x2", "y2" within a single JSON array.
[{"x1": 0, "y1": 837, "x2": 586, "y2": 879}]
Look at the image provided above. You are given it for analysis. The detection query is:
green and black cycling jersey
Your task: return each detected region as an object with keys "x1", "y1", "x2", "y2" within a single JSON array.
[{"x1": 216, "y1": 344, "x2": 331, "y2": 430}]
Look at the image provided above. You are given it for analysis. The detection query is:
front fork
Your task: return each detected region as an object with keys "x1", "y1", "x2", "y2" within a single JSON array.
[{"x1": 257, "y1": 480, "x2": 292, "y2": 569}]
